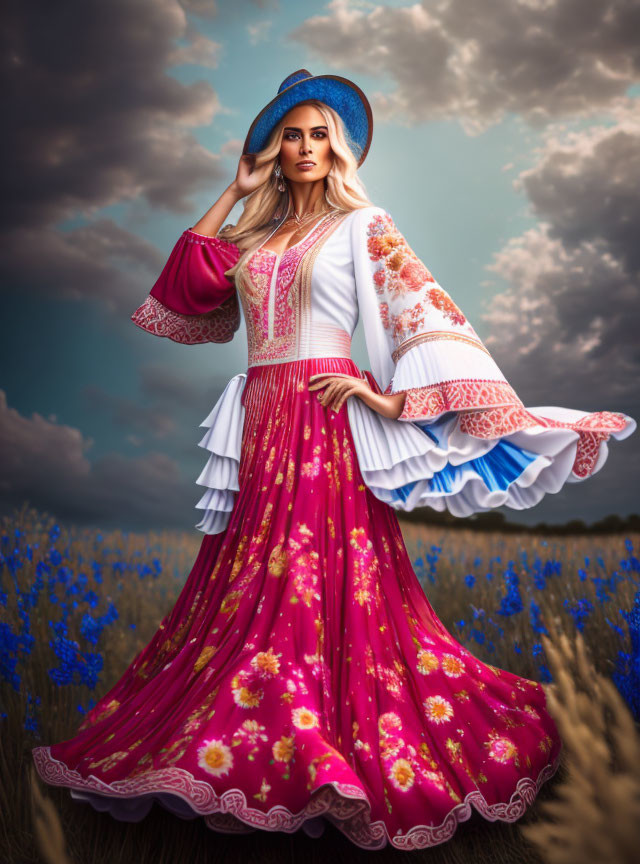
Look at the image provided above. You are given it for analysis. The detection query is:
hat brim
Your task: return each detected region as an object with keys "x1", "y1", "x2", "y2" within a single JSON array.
[{"x1": 242, "y1": 73, "x2": 373, "y2": 168}]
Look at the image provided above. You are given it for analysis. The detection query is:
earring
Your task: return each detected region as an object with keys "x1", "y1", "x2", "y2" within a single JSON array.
[{"x1": 273, "y1": 162, "x2": 286, "y2": 192}]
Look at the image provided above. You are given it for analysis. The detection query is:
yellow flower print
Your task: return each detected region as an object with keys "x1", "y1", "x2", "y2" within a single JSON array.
[
  {"x1": 389, "y1": 758, "x2": 415, "y2": 791},
  {"x1": 423, "y1": 695, "x2": 454, "y2": 724},
  {"x1": 417, "y1": 649, "x2": 439, "y2": 674},
  {"x1": 197, "y1": 739, "x2": 233, "y2": 778},
  {"x1": 250, "y1": 646, "x2": 281, "y2": 678},
  {"x1": 272, "y1": 735, "x2": 295, "y2": 763},
  {"x1": 231, "y1": 672, "x2": 264, "y2": 709},
  {"x1": 291, "y1": 707, "x2": 320, "y2": 730},
  {"x1": 441, "y1": 654, "x2": 465, "y2": 678},
  {"x1": 523, "y1": 703, "x2": 541, "y2": 719}
]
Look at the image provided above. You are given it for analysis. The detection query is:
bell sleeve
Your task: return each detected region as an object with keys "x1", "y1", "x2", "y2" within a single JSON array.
[
  {"x1": 131, "y1": 229, "x2": 242, "y2": 344},
  {"x1": 349, "y1": 205, "x2": 636, "y2": 515}
]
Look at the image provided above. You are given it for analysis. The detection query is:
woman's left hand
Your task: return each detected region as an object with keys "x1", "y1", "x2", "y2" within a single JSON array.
[{"x1": 308, "y1": 374, "x2": 406, "y2": 419}]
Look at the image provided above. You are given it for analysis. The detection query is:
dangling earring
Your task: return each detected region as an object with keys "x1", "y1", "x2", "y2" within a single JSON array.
[{"x1": 273, "y1": 161, "x2": 286, "y2": 193}]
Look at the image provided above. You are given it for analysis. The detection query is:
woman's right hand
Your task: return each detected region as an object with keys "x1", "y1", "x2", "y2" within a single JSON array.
[{"x1": 230, "y1": 154, "x2": 275, "y2": 199}]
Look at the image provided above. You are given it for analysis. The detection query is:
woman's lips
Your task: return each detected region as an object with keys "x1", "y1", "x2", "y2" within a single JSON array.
[{"x1": 296, "y1": 162, "x2": 316, "y2": 170}]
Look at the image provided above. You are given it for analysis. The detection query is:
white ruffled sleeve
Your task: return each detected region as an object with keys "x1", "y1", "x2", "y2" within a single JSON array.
[{"x1": 348, "y1": 205, "x2": 636, "y2": 515}]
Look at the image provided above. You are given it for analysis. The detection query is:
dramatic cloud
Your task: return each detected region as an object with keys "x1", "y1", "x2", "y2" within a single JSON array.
[
  {"x1": 1, "y1": 218, "x2": 165, "y2": 316},
  {"x1": 289, "y1": 0, "x2": 640, "y2": 133},
  {"x1": 0, "y1": 390, "x2": 197, "y2": 531},
  {"x1": 480, "y1": 105, "x2": 640, "y2": 417},
  {"x1": 1, "y1": 0, "x2": 229, "y2": 311},
  {"x1": 82, "y1": 386, "x2": 178, "y2": 440}
]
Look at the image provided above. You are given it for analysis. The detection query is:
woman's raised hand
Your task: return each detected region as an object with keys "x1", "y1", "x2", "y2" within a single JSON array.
[{"x1": 230, "y1": 154, "x2": 274, "y2": 199}]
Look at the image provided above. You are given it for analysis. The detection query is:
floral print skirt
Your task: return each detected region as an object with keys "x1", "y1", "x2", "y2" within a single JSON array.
[{"x1": 32, "y1": 356, "x2": 562, "y2": 851}]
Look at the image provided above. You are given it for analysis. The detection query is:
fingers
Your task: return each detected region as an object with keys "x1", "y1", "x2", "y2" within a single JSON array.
[{"x1": 309, "y1": 375, "x2": 359, "y2": 412}]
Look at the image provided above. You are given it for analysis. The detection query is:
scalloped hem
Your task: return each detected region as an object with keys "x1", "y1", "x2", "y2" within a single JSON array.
[{"x1": 32, "y1": 746, "x2": 562, "y2": 851}]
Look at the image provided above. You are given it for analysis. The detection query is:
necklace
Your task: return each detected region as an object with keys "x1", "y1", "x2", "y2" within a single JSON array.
[{"x1": 286, "y1": 208, "x2": 324, "y2": 227}]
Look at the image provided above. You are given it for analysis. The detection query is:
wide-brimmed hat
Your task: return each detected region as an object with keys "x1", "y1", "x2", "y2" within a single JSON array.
[{"x1": 242, "y1": 69, "x2": 373, "y2": 167}]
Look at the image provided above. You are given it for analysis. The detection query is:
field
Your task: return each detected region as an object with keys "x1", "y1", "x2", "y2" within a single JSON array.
[{"x1": 2, "y1": 504, "x2": 639, "y2": 864}]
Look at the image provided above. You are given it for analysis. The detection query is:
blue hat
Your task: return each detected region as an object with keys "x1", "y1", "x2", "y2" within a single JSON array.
[{"x1": 242, "y1": 69, "x2": 373, "y2": 167}]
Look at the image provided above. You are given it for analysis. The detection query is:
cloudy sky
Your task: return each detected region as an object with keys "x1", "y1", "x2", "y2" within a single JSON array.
[{"x1": 2, "y1": 0, "x2": 639, "y2": 533}]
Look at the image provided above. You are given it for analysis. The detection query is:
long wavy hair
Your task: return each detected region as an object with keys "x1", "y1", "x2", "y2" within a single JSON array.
[{"x1": 219, "y1": 100, "x2": 373, "y2": 278}]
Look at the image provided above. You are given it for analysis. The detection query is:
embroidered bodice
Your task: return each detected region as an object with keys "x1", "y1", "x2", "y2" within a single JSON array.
[{"x1": 232, "y1": 209, "x2": 357, "y2": 366}]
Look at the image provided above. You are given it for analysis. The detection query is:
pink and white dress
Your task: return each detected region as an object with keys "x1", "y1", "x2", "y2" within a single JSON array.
[{"x1": 32, "y1": 206, "x2": 635, "y2": 850}]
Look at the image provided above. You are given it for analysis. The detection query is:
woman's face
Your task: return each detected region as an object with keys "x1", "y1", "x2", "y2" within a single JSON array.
[{"x1": 278, "y1": 104, "x2": 333, "y2": 183}]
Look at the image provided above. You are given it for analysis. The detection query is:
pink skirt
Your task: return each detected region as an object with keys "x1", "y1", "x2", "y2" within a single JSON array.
[{"x1": 32, "y1": 356, "x2": 562, "y2": 851}]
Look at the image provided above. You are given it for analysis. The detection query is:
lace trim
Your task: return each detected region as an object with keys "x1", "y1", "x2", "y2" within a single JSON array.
[
  {"x1": 131, "y1": 294, "x2": 240, "y2": 345},
  {"x1": 383, "y1": 376, "x2": 629, "y2": 479},
  {"x1": 383, "y1": 378, "x2": 523, "y2": 421},
  {"x1": 32, "y1": 746, "x2": 561, "y2": 851}
]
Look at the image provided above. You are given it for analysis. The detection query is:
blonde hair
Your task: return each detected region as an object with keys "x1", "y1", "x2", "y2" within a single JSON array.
[{"x1": 220, "y1": 100, "x2": 373, "y2": 278}]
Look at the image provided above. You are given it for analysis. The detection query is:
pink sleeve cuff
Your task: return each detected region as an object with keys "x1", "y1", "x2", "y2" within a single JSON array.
[
  {"x1": 131, "y1": 229, "x2": 242, "y2": 344},
  {"x1": 149, "y1": 229, "x2": 241, "y2": 316}
]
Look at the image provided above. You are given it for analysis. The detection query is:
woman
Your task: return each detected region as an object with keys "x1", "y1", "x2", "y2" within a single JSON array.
[{"x1": 32, "y1": 70, "x2": 636, "y2": 851}]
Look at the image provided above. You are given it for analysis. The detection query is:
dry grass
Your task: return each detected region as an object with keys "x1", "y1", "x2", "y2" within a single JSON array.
[{"x1": 521, "y1": 627, "x2": 640, "y2": 864}]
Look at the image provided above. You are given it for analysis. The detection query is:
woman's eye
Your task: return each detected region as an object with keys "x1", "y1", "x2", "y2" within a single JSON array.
[{"x1": 284, "y1": 132, "x2": 326, "y2": 140}]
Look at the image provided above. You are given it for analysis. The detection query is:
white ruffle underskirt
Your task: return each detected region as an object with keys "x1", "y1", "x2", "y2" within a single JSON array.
[
  {"x1": 193, "y1": 373, "x2": 637, "y2": 534},
  {"x1": 194, "y1": 373, "x2": 247, "y2": 535}
]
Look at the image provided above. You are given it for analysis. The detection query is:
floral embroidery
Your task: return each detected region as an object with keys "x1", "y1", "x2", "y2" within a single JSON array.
[
  {"x1": 366, "y1": 213, "x2": 435, "y2": 299},
  {"x1": 236, "y1": 212, "x2": 350, "y2": 366},
  {"x1": 384, "y1": 377, "x2": 523, "y2": 422},
  {"x1": 366, "y1": 212, "x2": 467, "y2": 346},
  {"x1": 131, "y1": 293, "x2": 240, "y2": 345},
  {"x1": 349, "y1": 527, "x2": 380, "y2": 611},
  {"x1": 287, "y1": 523, "x2": 320, "y2": 608}
]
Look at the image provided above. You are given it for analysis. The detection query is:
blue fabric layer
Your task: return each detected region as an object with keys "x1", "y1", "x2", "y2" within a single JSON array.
[{"x1": 389, "y1": 418, "x2": 540, "y2": 504}]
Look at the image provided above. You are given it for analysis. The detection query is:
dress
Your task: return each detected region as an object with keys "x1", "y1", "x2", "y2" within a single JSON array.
[{"x1": 32, "y1": 206, "x2": 636, "y2": 851}]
